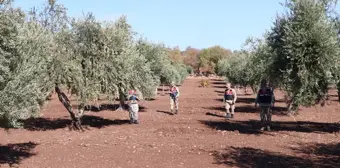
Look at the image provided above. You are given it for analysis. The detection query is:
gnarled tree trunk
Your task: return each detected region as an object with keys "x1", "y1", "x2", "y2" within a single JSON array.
[
  {"x1": 162, "y1": 84, "x2": 165, "y2": 96},
  {"x1": 55, "y1": 85, "x2": 84, "y2": 130},
  {"x1": 251, "y1": 85, "x2": 257, "y2": 95},
  {"x1": 337, "y1": 82, "x2": 340, "y2": 102},
  {"x1": 118, "y1": 89, "x2": 126, "y2": 110}
]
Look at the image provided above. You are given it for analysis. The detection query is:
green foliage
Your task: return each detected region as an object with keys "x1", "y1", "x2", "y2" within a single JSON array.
[
  {"x1": 0, "y1": 0, "x2": 188, "y2": 128},
  {"x1": 186, "y1": 65, "x2": 194, "y2": 74},
  {"x1": 216, "y1": 37, "x2": 272, "y2": 93},
  {"x1": 332, "y1": 14, "x2": 340, "y2": 101},
  {"x1": 136, "y1": 38, "x2": 170, "y2": 86},
  {"x1": 216, "y1": 52, "x2": 248, "y2": 86},
  {"x1": 136, "y1": 38, "x2": 189, "y2": 87},
  {"x1": 217, "y1": 0, "x2": 340, "y2": 113},
  {"x1": 0, "y1": 3, "x2": 55, "y2": 127},
  {"x1": 267, "y1": 0, "x2": 340, "y2": 111},
  {"x1": 198, "y1": 46, "x2": 232, "y2": 74},
  {"x1": 173, "y1": 63, "x2": 189, "y2": 85}
]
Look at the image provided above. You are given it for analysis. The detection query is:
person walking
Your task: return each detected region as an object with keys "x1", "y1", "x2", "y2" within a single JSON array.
[
  {"x1": 127, "y1": 89, "x2": 139, "y2": 124},
  {"x1": 223, "y1": 83, "x2": 237, "y2": 119},
  {"x1": 255, "y1": 79, "x2": 275, "y2": 131},
  {"x1": 169, "y1": 81, "x2": 180, "y2": 114}
]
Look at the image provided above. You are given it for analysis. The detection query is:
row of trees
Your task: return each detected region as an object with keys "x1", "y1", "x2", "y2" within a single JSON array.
[
  {"x1": 0, "y1": 0, "x2": 190, "y2": 128},
  {"x1": 217, "y1": 0, "x2": 340, "y2": 113},
  {"x1": 181, "y1": 46, "x2": 232, "y2": 75}
]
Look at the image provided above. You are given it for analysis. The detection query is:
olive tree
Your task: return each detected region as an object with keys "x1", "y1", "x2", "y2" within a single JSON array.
[
  {"x1": 0, "y1": 2, "x2": 55, "y2": 127},
  {"x1": 267, "y1": 0, "x2": 340, "y2": 113},
  {"x1": 0, "y1": 0, "x2": 165, "y2": 129}
]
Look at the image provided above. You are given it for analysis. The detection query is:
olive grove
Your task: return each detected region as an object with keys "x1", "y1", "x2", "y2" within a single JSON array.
[
  {"x1": 0, "y1": 0, "x2": 189, "y2": 128},
  {"x1": 217, "y1": 0, "x2": 340, "y2": 113}
]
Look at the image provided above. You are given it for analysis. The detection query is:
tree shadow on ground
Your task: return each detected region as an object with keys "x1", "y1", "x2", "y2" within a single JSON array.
[
  {"x1": 275, "y1": 99, "x2": 287, "y2": 103},
  {"x1": 226, "y1": 97, "x2": 256, "y2": 104},
  {"x1": 0, "y1": 142, "x2": 38, "y2": 167},
  {"x1": 83, "y1": 104, "x2": 121, "y2": 112},
  {"x1": 270, "y1": 120, "x2": 340, "y2": 133},
  {"x1": 214, "y1": 90, "x2": 224, "y2": 94},
  {"x1": 78, "y1": 104, "x2": 147, "y2": 112},
  {"x1": 204, "y1": 106, "x2": 226, "y2": 112},
  {"x1": 157, "y1": 87, "x2": 169, "y2": 92},
  {"x1": 199, "y1": 120, "x2": 262, "y2": 134},
  {"x1": 290, "y1": 142, "x2": 340, "y2": 158},
  {"x1": 213, "y1": 85, "x2": 227, "y2": 89},
  {"x1": 238, "y1": 106, "x2": 288, "y2": 116},
  {"x1": 215, "y1": 93, "x2": 250, "y2": 97},
  {"x1": 144, "y1": 98, "x2": 156, "y2": 101},
  {"x1": 20, "y1": 115, "x2": 130, "y2": 131},
  {"x1": 328, "y1": 94, "x2": 338, "y2": 97},
  {"x1": 289, "y1": 142, "x2": 340, "y2": 167},
  {"x1": 210, "y1": 78, "x2": 224, "y2": 82},
  {"x1": 206, "y1": 112, "x2": 225, "y2": 118},
  {"x1": 212, "y1": 147, "x2": 318, "y2": 168},
  {"x1": 215, "y1": 98, "x2": 224, "y2": 102},
  {"x1": 212, "y1": 81, "x2": 226, "y2": 85},
  {"x1": 199, "y1": 120, "x2": 340, "y2": 135},
  {"x1": 214, "y1": 96, "x2": 286, "y2": 104},
  {"x1": 156, "y1": 110, "x2": 174, "y2": 116},
  {"x1": 204, "y1": 105, "x2": 288, "y2": 116}
]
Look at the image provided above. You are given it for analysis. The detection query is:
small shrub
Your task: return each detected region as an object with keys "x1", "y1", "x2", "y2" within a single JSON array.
[{"x1": 200, "y1": 79, "x2": 210, "y2": 88}]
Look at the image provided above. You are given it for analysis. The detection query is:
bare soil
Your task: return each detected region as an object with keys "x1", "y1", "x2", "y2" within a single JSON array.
[{"x1": 1, "y1": 77, "x2": 340, "y2": 168}]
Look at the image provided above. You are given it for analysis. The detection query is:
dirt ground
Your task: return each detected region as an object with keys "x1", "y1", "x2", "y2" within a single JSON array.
[{"x1": 1, "y1": 77, "x2": 340, "y2": 168}]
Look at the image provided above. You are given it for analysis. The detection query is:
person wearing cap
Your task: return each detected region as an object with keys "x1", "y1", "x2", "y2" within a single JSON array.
[
  {"x1": 126, "y1": 89, "x2": 139, "y2": 124},
  {"x1": 169, "y1": 81, "x2": 180, "y2": 114},
  {"x1": 255, "y1": 79, "x2": 275, "y2": 131},
  {"x1": 223, "y1": 83, "x2": 237, "y2": 119}
]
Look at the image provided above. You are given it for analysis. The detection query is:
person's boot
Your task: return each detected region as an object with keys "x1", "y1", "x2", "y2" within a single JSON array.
[
  {"x1": 231, "y1": 114, "x2": 234, "y2": 118},
  {"x1": 129, "y1": 119, "x2": 133, "y2": 124},
  {"x1": 175, "y1": 109, "x2": 178, "y2": 114},
  {"x1": 266, "y1": 125, "x2": 271, "y2": 131},
  {"x1": 226, "y1": 113, "x2": 230, "y2": 119},
  {"x1": 134, "y1": 120, "x2": 139, "y2": 124}
]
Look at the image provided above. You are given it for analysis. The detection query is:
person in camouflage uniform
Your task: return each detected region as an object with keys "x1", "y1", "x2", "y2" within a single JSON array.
[
  {"x1": 255, "y1": 80, "x2": 275, "y2": 131},
  {"x1": 127, "y1": 89, "x2": 139, "y2": 124},
  {"x1": 223, "y1": 83, "x2": 237, "y2": 119},
  {"x1": 169, "y1": 81, "x2": 180, "y2": 114}
]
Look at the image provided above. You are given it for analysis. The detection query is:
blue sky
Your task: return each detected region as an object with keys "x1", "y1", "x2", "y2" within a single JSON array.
[{"x1": 13, "y1": 0, "x2": 331, "y2": 51}]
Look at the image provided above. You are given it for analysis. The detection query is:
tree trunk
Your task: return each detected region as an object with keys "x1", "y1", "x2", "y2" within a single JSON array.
[
  {"x1": 319, "y1": 94, "x2": 328, "y2": 107},
  {"x1": 337, "y1": 82, "x2": 340, "y2": 102},
  {"x1": 251, "y1": 85, "x2": 257, "y2": 95},
  {"x1": 162, "y1": 84, "x2": 165, "y2": 96},
  {"x1": 76, "y1": 103, "x2": 85, "y2": 122},
  {"x1": 287, "y1": 101, "x2": 299, "y2": 115},
  {"x1": 118, "y1": 90, "x2": 126, "y2": 110},
  {"x1": 55, "y1": 85, "x2": 83, "y2": 130},
  {"x1": 47, "y1": 91, "x2": 53, "y2": 100}
]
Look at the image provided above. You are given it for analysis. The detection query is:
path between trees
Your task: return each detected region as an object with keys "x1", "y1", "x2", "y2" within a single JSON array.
[{"x1": 1, "y1": 77, "x2": 339, "y2": 168}]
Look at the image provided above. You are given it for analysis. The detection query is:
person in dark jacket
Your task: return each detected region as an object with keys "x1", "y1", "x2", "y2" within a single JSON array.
[{"x1": 255, "y1": 79, "x2": 275, "y2": 131}]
